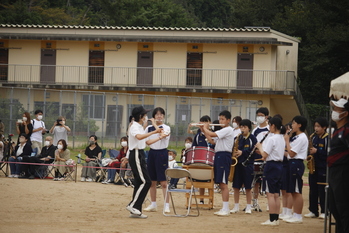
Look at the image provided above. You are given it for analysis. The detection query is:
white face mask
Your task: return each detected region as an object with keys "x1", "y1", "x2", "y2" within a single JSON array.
[
  {"x1": 61, "y1": 121, "x2": 65, "y2": 125},
  {"x1": 331, "y1": 111, "x2": 346, "y2": 122},
  {"x1": 256, "y1": 116, "x2": 265, "y2": 124},
  {"x1": 121, "y1": 141, "x2": 127, "y2": 147},
  {"x1": 143, "y1": 115, "x2": 148, "y2": 123},
  {"x1": 22, "y1": 117, "x2": 27, "y2": 122},
  {"x1": 45, "y1": 141, "x2": 50, "y2": 146},
  {"x1": 232, "y1": 122, "x2": 238, "y2": 129},
  {"x1": 185, "y1": 143, "x2": 192, "y2": 149},
  {"x1": 37, "y1": 115, "x2": 43, "y2": 120},
  {"x1": 57, "y1": 144, "x2": 63, "y2": 150},
  {"x1": 169, "y1": 155, "x2": 174, "y2": 161}
]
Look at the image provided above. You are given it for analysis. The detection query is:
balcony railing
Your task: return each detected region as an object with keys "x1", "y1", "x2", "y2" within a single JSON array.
[{"x1": 0, "y1": 64, "x2": 296, "y2": 92}]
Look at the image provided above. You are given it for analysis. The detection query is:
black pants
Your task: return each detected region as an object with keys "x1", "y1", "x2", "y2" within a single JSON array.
[
  {"x1": 328, "y1": 165, "x2": 349, "y2": 233},
  {"x1": 308, "y1": 167, "x2": 326, "y2": 216},
  {"x1": 128, "y1": 149, "x2": 151, "y2": 212}
]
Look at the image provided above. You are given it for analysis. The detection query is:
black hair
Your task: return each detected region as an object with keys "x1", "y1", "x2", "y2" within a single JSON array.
[
  {"x1": 345, "y1": 101, "x2": 349, "y2": 112},
  {"x1": 34, "y1": 109, "x2": 43, "y2": 115},
  {"x1": 200, "y1": 115, "x2": 211, "y2": 122},
  {"x1": 129, "y1": 115, "x2": 134, "y2": 123},
  {"x1": 292, "y1": 115, "x2": 307, "y2": 132},
  {"x1": 89, "y1": 135, "x2": 98, "y2": 141},
  {"x1": 19, "y1": 133, "x2": 29, "y2": 140},
  {"x1": 314, "y1": 117, "x2": 329, "y2": 129},
  {"x1": 269, "y1": 117, "x2": 286, "y2": 134},
  {"x1": 273, "y1": 114, "x2": 283, "y2": 121},
  {"x1": 152, "y1": 107, "x2": 165, "y2": 118},
  {"x1": 212, "y1": 120, "x2": 222, "y2": 131},
  {"x1": 256, "y1": 107, "x2": 269, "y2": 116},
  {"x1": 233, "y1": 116, "x2": 242, "y2": 124},
  {"x1": 120, "y1": 136, "x2": 128, "y2": 143},
  {"x1": 240, "y1": 119, "x2": 252, "y2": 131},
  {"x1": 219, "y1": 110, "x2": 231, "y2": 120}
]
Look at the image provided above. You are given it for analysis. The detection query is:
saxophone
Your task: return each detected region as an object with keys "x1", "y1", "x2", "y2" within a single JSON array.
[
  {"x1": 307, "y1": 132, "x2": 315, "y2": 175},
  {"x1": 228, "y1": 134, "x2": 240, "y2": 182}
]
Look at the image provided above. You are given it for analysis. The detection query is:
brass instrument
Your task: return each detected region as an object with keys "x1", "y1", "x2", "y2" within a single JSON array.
[
  {"x1": 307, "y1": 132, "x2": 316, "y2": 175},
  {"x1": 228, "y1": 134, "x2": 240, "y2": 182}
]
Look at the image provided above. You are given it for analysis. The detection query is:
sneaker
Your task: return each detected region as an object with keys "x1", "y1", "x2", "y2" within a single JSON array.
[
  {"x1": 319, "y1": 213, "x2": 325, "y2": 219},
  {"x1": 245, "y1": 208, "x2": 252, "y2": 214},
  {"x1": 53, "y1": 178, "x2": 59, "y2": 181},
  {"x1": 129, "y1": 213, "x2": 148, "y2": 219},
  {"x1": 126, "y1": 205, "x2": 141, "y2": 215},
  {"x1": 214, "y1": 209, "x2": 230, "y2": 216},
  {"x1": 29, "y1": 175, "x2": 35, "y2": 179},
  {"x1": 101, "y1": 180, "x2": 107, "y2": 184},
  {"x1": 13, "y1": 174, "x2": 19, "y2": 178},
  {"x1": 81, "y1": 177, "x2": 86, "y2": 182},
  {"x1": 200, "y1": 201, "x2": 204, "y2": 205},
  {"x1": 144, "y1": 205, "x2": 157, "y2": 212},
  {"x1": 164, "y1": 207, "x2": 170, "y2": 213},
  {"x1": 280, "y1": 214, "x2": 292, "y2": 220},
  {"x1": 304, "y1": 212, "x2": 316, "y2": 218},
  {"x1": 261, "y1": 220, "x2": 279, "y2": 226},
  {"x1": 8, "y1": 174, "x2": 14, "y2": 178},
  {"x1": 285, "y1": 217, "x2": 303, "y2": 223},
  {"x1": 230, "y1": 207, "x2": 239, "y2": 213},
  {"x1": 86, "y1": 178, "x2": 93, "y2": 182}
]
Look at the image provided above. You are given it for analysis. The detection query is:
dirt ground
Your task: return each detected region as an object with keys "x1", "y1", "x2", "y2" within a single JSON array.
[{"x1": 0, "y1": 167, "x2": 330, "y2": 233}]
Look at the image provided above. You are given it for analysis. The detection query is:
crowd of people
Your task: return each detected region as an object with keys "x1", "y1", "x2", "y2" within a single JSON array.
[{"x1": 1, "y1": 99, "x2": 348, "y2": 232}]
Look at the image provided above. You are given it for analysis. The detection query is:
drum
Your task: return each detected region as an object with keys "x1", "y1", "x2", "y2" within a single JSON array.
[
  {"x1": 253, "y1": 162, "x2": 264, "y2": 175},
  {"x1": 183, "y1": 146, "x2": 215, "y2": 166}
]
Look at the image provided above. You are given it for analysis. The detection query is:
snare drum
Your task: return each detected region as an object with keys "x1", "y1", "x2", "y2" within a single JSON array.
[
  {"x1": 183, "y1": 146, "x2": 215, "y2": 166},
  {"x1": 253, "y1": 162, "x2": 264, "y2": 175}
]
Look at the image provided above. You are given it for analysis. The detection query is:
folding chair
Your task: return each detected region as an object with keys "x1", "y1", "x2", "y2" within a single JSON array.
[
  {"x1": 63, "y1": 164, "x2": 76, "y2": 182},
  {"x1": 163, "y1": 168, "x2": 200, "y2": 217},
  {"x1": 95, "y1": 149, "x2": 107, "y2": 182}
]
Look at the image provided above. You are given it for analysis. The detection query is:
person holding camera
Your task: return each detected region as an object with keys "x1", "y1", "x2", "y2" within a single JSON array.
[
  {"x1": 49, "y1": 116, "x2": 71, "y2": 146},
  {"x1": 16, "y1": 112, "x2": 33, "y2": 144},
  {"x1": 30, "y1": 110, "x2": 47, "y2": 155}
]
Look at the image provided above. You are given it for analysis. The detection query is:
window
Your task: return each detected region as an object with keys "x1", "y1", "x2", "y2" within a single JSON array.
[{"x1": 82, "y1": 94, "x2": 105, "y2": 119}]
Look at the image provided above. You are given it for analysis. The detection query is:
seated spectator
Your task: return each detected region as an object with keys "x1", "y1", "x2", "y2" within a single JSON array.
[
  {"x1": 102, "y1": 137, "x2": 129, "y2": 185},
  {"x1": 0, "y1": 134, "x2": 4, "y2": 161},
  {"x1": 8, "y1": 133, "x2": 32, "y2": 178},
  {"x1": 81, "y1": 135, "x2": 102, "y2": 182},
  {"x1": 168, "y1": 149, "x2": 180, "y2": 189},
  {"x1": 49, "y1": 116, "x2": 71, "y2": 146},
  {"x1": 21, "y1": 136, "x2": 56, "y2": 179},
  {"x1": 181, "y1": 136, "x2": 193, "y2": 163},
  {"x1": 53, "y1": 139, "x2": 70, "y2": 181}
]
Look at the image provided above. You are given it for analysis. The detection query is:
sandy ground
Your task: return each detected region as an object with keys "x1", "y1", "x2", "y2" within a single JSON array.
[{"x1": 0, "y1": 166, "x2": 330, "y2": 233}]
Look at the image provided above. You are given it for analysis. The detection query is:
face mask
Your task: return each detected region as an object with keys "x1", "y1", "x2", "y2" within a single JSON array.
[
  {"x1": 57, "y1": 144, "x2": 63, "y2": 150},
  {"x1": 22, "y1": 117, "x2": 27, "y2": 122},
  {"x1": 89, "y1": 141, "x2": 95, "y2": 145},
  {"x1": 61, "y1": 121, "x2": 65, "y2": 125},
  {"x1": 144, "y1": 115, "x2": 148, "y2": 123},
  {"x1": 121, "y1": 141, "x2": 127, "y2": 147},
  {"x1": 256, "y1": 116, "x2": 265, "y2": 124},
  {"x1": 169, "y1": 155, "x2": 173, "y2": 161},
  {"x1": 45, "y1": 141, "x2": 50, "y2": 146},
  {"x1": 19, "y1": 138, "x2": 26, "y2": 143},
  {"x1": 185, "y1": 143, "x2": 192, "y2": 149},
  {"x1": 37, "y1": 115, "x2": 43, "y2": 120},
  {"x1": 232, "y1": 122, "x2": 238, "y2": 129},
  {"x1": 331, "y1": 111, "x2": 346, "y2": 122}
]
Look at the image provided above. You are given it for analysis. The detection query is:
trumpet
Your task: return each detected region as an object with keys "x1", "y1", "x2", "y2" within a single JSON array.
[{"x1": 190, "y1": 123, "x2": 225, "y2": 127}]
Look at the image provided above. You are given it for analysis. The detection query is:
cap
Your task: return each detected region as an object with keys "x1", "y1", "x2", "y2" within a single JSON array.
[
  {"x1": 330, "y1": 98, "x2": 348, "y2": 109},
  {"x1": 132, "y1": 106, "x2": 151, "y2": 118}
]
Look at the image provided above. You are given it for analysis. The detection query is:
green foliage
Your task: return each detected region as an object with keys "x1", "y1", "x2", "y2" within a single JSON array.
[
  {"x1": 0, "y1": 97, "x2": 26, "y2": 135},
  {"x1": 305, "y1": 103, "x2": 330, "y2": 122}
]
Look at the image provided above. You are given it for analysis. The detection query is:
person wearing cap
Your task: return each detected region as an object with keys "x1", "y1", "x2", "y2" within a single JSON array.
[
  {"x1": 328, "y1": 98, "x2": 349, "y2": 233},
  {"x1": 125, "y1": 106, "x2": 162, "y2": 219}
]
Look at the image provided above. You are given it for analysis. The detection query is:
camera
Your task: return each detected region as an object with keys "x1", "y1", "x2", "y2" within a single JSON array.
[{"x1": 17, "y1": 119, "x2": 23, "y2": 124}]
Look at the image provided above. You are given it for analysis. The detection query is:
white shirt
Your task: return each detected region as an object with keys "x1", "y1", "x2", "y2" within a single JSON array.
[
  {"x1": 169, "y1": 159, "x2": 178, "y2": 168},
  {"x1": 128, "y1": 122, "x2": 147, "y2": 150},
  {"x1": 252, "y1": 125, "x2": 270, "y2": 142},
  {"x1": 214, "y1": 126, "x2": 235, "y2": 152},
  {"x1": 30, "y1": 119, "x2": 45, "y2": 143},
  {"x1": 289, "y1": 132, "x2": 308, "y2": 160},
  {"x1": 263, "y1": 134, "x2": 285, "y2": 161},
  {"x1": 145, "y1": 124, "x2": 171, "y2": 150},
  {"x1": 16, "y1": 143, "x2": 26, "y2": 156},
  {"x1": 52, "y1": 126, "x2": 70, "y2": 146}
]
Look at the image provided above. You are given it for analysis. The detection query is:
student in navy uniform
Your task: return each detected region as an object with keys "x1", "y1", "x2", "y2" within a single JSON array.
[
  {"x1": 256, "y1": 117, "x2": 286, "y2": 226},
  {"x1": 230, "y1": 119, "x2": 257, "y2": 214},
  {"x1": 201, "y1": 110, "x2": 235, "y2": 216},
  {"x1": 328, "y1": 98, "x2": 349, "y2": 233},
  {"x1": 304, "y1": 117, "x2": 329, "y2": 219},
  {"x1": 283, "y1": 116, "x2": 308, "y2": 223},
  {"x1": 143, "y1": 107, "x2": 171, "y2": 213},
  {"x1": 125, "y1": 106, "x2": 161, "y2": 219}
]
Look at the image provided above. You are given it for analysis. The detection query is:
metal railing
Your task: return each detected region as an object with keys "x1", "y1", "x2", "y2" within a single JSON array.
[{"x1": 0, "y1": 64, "x2": 296, "y2": 92}]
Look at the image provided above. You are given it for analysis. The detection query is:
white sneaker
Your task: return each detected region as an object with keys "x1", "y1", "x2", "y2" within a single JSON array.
[
  {"x1": 126, "y1": 205, "x2": 141, "y2": 215},
  {"x1": 81, "y1": 177, "x2": 86, "y2": 182},
  {"x1": 129, "y1": 213, "x2": 147, "y2": 219},
  {"x1": 13, "y1": 175, "x2": 19, "y2": 178},
  {"x1": 280, "y1": 214, "x2": 292, "y2": 220},
  {"x1": 8, "y1": 174, "x2": 14, "y2": 178},
  {"x1": 319, "y1": 213, "x2": 325, "y2": 219},
  {"x1": 86, "y1": 178, "x2": 93, "y2": 182},
  {"x1": 214, "y1": 209, "x2": 230, "y2": 216},
  {"x1": 285, "y1": 217, "x2": 303, "y2": 223},
  {"x1": 261, "y1": 220, "x2": 279, "y2": 226},
  {"x1": 304, "y1": 212, "x2": 316, "y2": 218},
  {"x1": 144, "y1": 205, "x2": 157, "y2": 212},
  {"x1": 164, "y1": 206, "x2": 170, "y2": 213},
  {"x1": 230, "y1": 207, "x2": 239, "y2": 213},
  {"x1": 245, "y1": 208, "x2": 252, "y2": 214}
]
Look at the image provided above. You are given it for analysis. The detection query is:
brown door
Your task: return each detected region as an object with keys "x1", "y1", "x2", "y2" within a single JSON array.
[
  {"x1": 89, "y1": 51, "x2": 105, "y2": 84},
  {"x1": 40, "y1": 49, "x2": 56, "y2": 83},
  {"x1": 0, "y1": 49, "x2": 8, "y2": 81},
  {"x1": 186, "y1": 53, "x2": 202, "y2": 86},
  {"x1": 137, "y1": 52, "x2": 153, "y2": 86},
  {"x1": 237, "y1": 53, "x2": 253, "y2": 89}
]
